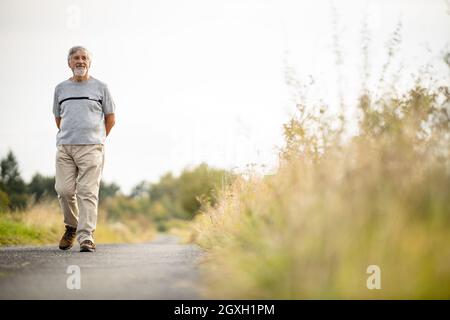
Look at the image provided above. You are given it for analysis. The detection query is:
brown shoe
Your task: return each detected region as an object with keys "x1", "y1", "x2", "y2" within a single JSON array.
[
  {"x1": 80, "y1": 240, "x2": 96, "y2": 252},
  {"x1": 59, "y1": 225, "x2": 77, "y2": 250}
]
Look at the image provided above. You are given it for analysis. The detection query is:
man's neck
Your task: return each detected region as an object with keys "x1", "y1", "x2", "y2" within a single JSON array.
[{"x1": 71, "y1": 74, "x2": 90, "y2": 82}]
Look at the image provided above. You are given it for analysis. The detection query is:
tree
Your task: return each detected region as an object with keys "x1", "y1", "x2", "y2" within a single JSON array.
[
  {"x1": 129, "y1": 180, "x2": 150, "y2": 199},
  {"x1": 0, "y1": 150, "x2": 28, "y2": 210},
  {"x1": 27, "y1": 173, "x2": 56, "y2": 203},
  {"x1": 147, "y1": 163, "x2": 234, "y2": 220},
  {"x1": 99, "y1": 181, "x2": 120, "y2": 201}
]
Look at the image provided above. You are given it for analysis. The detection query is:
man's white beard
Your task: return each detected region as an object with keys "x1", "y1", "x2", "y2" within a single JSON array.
[{"x1": 74, "y1": 67, "x2": 87, "y2": 77}]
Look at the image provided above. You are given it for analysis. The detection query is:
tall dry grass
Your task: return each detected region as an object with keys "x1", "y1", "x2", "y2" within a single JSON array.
[
  {"x1": 192, "y1": 18, "x2": 450, "y2": 298},
  {"x1": 193, "y1": 83, "x2": 450, "y2": 299}
]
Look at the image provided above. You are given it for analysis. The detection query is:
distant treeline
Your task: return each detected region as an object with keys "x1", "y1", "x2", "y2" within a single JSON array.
[
  {"x1": 103, "y1": 163, "x2": 236, "y2": 230},
  {"x1": 0, "y1": 150, "x2": 121, "y2": 211},
  {"x1": 0, "y1": 151, "x2": 235, "y2": 229}
]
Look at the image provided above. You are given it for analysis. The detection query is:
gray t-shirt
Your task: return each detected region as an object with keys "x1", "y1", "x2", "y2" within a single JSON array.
[{"x1": 53, "y1": 76, "x2": 116, "y2": 146}]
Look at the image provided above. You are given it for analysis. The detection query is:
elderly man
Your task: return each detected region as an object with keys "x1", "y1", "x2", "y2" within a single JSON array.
[{"x1": 53, "y1": 46, "x2": 116, "y2": 252}]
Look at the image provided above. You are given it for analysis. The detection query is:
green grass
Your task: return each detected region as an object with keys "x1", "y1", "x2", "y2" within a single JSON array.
[{"x1": 0, "y1": 217, "x2": 56, "y2": 245}]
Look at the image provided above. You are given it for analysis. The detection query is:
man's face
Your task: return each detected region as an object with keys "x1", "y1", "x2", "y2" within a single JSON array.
[{"x1": 68, "y1": 50, "x2": 90, "y2": 77}]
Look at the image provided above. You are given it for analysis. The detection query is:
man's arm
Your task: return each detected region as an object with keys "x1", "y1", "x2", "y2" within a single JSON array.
[
  {"x1": 55, "y1": 117, "x2": 61, "y2": 129},
  {"x1": 105, "y1": 113, "x2": 116, "y2": 137}
]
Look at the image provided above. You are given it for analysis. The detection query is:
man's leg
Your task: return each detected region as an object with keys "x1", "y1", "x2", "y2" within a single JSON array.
[
  {"x1": 55, "y1": 145, "x2": 79, "y2": 228},
  {"x1": 73, "y1": 144, "x2": 105, "y2": 244}
]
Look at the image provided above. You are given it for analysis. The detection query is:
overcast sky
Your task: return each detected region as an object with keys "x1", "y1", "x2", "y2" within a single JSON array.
[{"x1": 0, "y1": 0, "x2": 449, "y2": 194}]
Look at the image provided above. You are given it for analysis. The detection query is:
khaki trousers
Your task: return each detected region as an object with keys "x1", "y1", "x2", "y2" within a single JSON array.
[{"x1": 55, "y1": 144, "x2": 105, "y2": 243}]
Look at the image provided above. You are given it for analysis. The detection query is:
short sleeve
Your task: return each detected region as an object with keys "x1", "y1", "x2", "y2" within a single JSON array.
[
  {"x1": 102, "y1": 85, "x2": 116, "y2": 115},
  {"x1": 53, "y1": 87, "x2": 60, "y2": 118}
]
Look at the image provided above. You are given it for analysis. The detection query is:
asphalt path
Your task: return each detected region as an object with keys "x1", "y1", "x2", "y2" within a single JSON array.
[{"x1": 0, "y1": 234, "x2": 204, "y2": 299}]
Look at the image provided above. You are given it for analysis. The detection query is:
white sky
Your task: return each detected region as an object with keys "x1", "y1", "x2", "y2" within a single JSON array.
[{"x1": 0, "y1": 0, "x2": 449, "y2": 194}]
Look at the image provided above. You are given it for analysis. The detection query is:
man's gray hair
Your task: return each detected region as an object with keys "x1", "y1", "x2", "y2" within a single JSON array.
[{"x1": 67, "y1": 46, "x2": 92, "y2": 62}]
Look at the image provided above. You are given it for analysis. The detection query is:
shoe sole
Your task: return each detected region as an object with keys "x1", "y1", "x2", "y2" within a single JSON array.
[
  {"x1": 80, "y1": 247, "x2": 95, "y2": 252},
  {"x1": 59, "y1": 245, "x2": 73, "y2": 250}
]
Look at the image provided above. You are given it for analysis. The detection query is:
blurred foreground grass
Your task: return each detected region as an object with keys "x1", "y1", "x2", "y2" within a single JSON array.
[{"x1": 191, "y1": 84, "x2": 450, "y2": 299}]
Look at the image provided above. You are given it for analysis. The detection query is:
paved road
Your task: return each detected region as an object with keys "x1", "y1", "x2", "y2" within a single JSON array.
[{"x1": 0, "y1": 234, "x2": 204, "y2": 299}]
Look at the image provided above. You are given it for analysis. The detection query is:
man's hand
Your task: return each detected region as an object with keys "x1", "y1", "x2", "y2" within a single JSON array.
[
  {"x1": 55, "y1": 117, "x2": 61, "y2": 130},
  {"x1": 105, "y1": 113, "x2": 116, "y2": 137}
]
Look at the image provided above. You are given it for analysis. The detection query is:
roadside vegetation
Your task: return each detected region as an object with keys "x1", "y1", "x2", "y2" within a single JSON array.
[
  {"x1": 190, "y1": 25, "x2": 450, "y2": 298},
  {"x1": 0, "y1": 151, "x2": 233, "y2": 245}
]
